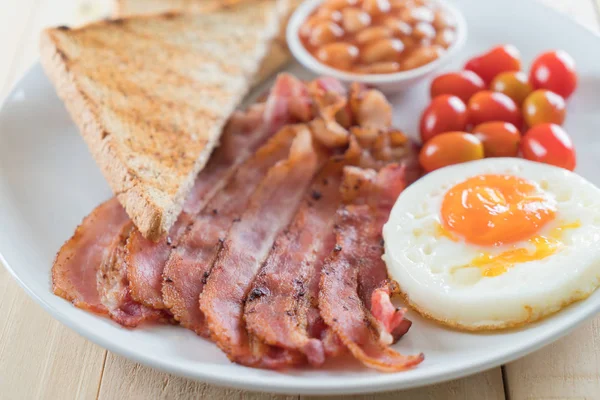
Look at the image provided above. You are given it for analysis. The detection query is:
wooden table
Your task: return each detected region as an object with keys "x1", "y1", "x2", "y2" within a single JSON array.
[{"x1": 2, "y1": 1, "x2": 600, "y2": 398}]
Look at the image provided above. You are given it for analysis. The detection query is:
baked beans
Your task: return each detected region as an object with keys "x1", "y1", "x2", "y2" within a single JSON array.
[{"x1": 299, "y1": 0, "x2": 456, "y2": 74}]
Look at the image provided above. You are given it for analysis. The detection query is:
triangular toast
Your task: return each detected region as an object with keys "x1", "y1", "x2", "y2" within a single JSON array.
[{"x1": 40, "y1": 0, "x2": 288, "y2": 240}]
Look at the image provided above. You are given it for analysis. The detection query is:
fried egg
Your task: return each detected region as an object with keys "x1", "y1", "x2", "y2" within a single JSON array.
[{"x1": 383, "y1": 158, "x2": 600, "y2": 330}]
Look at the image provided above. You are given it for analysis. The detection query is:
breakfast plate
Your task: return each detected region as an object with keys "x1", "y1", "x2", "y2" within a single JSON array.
[{"x1": 2, "y1": 0, "x2": 600, "y2": 395}]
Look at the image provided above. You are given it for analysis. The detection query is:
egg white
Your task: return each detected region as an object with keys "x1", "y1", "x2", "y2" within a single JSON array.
[{"x1": 383, "y1": 158, "x2": 600, "y2": 330}]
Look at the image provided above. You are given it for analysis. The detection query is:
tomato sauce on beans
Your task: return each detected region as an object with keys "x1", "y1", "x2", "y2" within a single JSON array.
[{"x1": 299, "y1": 0, "x2": 456, "y2": 74}]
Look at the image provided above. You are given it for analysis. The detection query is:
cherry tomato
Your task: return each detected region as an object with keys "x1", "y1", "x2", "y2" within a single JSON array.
[
  {"x1": 430, "y1": 71, "x2": 486, "y2": 103},
  {"x1": 529, "y1": 50, "x2": 577, "y2": 99},
  {"x1": 472, "y1": 122, "x2": 521, "y2": 157},
  {"x1": 490, "y1": 71, "x2": 533, "y2": 106},
  {"x1": 419, "y1": 95, "x2": 468, "y2": 143},
  {"x1": 419, "y1": 132, "x2": 484, "y2": 172},
  {"x1": 521, "y1": 123, "x2": 576, "y2": 171},
  {"x1": 464, "y1": 45, "x2": 522, "y2": 85},
  {"x1": 522, "y1": 89, "x2": 566, "y2": 127},
  {"x1": 467, "y1": 91, "x2": 522, "y2": 127}
]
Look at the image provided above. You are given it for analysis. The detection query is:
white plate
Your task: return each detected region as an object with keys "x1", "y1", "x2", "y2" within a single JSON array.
[{"x1": 2, "y1": 0, "x2": 600, "y2": 395}]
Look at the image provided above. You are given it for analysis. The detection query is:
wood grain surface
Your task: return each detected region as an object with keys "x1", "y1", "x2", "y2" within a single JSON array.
[{"x1": 1, "y1": 1, "x2": 599, "y2": 399}]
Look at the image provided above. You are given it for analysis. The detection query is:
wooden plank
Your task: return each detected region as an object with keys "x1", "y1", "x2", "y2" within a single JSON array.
[
  {"x1": 301, "y1": 369, "x2": 505, "y2": 400},
  {"x1": 0, "y1": 0, "x2": 38, "y2": 95},
  {"x1": 0, "y1": 0, "x2": 38, "y2": 99},
  {"x1": 503, "y1": 1, "x2": 600, "y2": 399},
  {"x1": 4, "y1": 0, "x2": 113, "y2": 99},
  {"x1": 98, "y1": 353, "x2": 297, "y2": 400},
  {"x1": 504, "y1": 317, "x2": 600, "y2": 399},
  {"x1": 97, "y1": 355, "x2": 504, "y2": 399},
  {"x1": 0, "y1": 268, "x2": 106, "y2": 400}
]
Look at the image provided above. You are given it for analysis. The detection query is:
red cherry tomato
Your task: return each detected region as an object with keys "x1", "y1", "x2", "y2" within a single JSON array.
[
  {"x1": 419, "y1": 132, "x2": 484, "y2": 172},
  {"x1": 430, "y1": 71, "x2": 486, "y2": 103},
  {"x1": 472, "y1": 122, "x2": 521, "y2": 157},
  {"x1": 522, "y1": 89, "x2": 566, "y2": 127},
  {"x1": 490, "y1": 71, "x2": 533, "y2": 106},
  {"x1": 467, "y1": 91, "x2": 522, "y2": 127},
  {"x1": 464, "y1": 45, "x2": 522, "y2": 85},
  {"x1": 529, "y1": 50, "x2": 577, "y2": 99},
  {"x1": 521, "y1": 123, "x2": 576, "y2": 171},
  {"x1": 419, "y1": 95, "x2": 468, "y2": 143}
]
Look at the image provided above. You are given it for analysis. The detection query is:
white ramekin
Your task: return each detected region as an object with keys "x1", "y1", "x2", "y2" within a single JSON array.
[{"x1": 286, "y1": 0, "x2": 468, "y2": 93}]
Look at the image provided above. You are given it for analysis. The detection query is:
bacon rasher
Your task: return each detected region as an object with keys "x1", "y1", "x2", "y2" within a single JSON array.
[
  {"x1": 200, "y1": 129, "x2": 325, "y2": 368},
  {"x1": 52, "y1": 198, "x2": 165, "y2": 326},
  {"x1": 244, "y1": 154, "x2": 351, "y2": 366},
  {"x1": 319, "y1": 165, "x2": 424, "y2": 372},
  {"x1": 97, "y1": 222, "x2": 166, "y2": 327},
  {"x1": 52, "y1": 198, "x2": 129, "y2": 314}
]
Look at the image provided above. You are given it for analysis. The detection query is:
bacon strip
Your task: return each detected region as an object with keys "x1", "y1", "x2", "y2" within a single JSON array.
[
  {"x1": 162, "y1": 125, "x2": 300, "y2": 335},
  {"x1": 97, "y1": 222, "x2": 166, "y2": 327},
  {"x1": 126, "y1": 75, "x2": 311, "y2": 310},
  {"x1": 350, "y1": 164, "x2": 414, "y2": 345},
  {"x1": 52, "y1": 198, "x2": 129, "y2": 314},
  {"x1": 264, "y1": 73, "x2": 313, "y2": 125},
  {"x1": 244, "y1": 156, "x2": 349, "y2": 366},
  {"x1": 371, "y1": 281, "x2": 412, "y2": 343},
  {"x1": 201, "y1": 130, "x2": 324, "y2": 368},
  {"x1": 309, "y1": 77, "x2": 348, "y2": 98},
  {"x1": 319, "y1": 165, "x2": 424, "y2": 372}
]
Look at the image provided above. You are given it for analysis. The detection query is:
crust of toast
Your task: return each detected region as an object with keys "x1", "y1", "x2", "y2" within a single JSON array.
[
  {"x1": 114, "y1": 0, "x2": 304, "y2": 84},
  {"x1": 40, "y1": 0, "x2": 288, "y2": 240}
]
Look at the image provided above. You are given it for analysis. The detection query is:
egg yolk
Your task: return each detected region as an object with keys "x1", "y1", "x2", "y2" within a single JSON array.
[
  {"x1": 472, "y1": 236, "x2": 560, "y2": 277},
  {"x1": 441, "y1": 174, "x2": 557, "y2": 246},
  {"x1": 468, "y1": 221, "x2": 581, "y2": 277}
]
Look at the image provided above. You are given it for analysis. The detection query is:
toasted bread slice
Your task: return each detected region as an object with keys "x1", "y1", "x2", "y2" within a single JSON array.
[
  {"x1": 41, "y1": 0, "x2": 288, "y2": 240},
  {"x1": 114, "y1": 0, "x2": 303, "y2": 84},
  {"x1": 115, "y1": 0, "x2": 239, "y2": 15}
]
